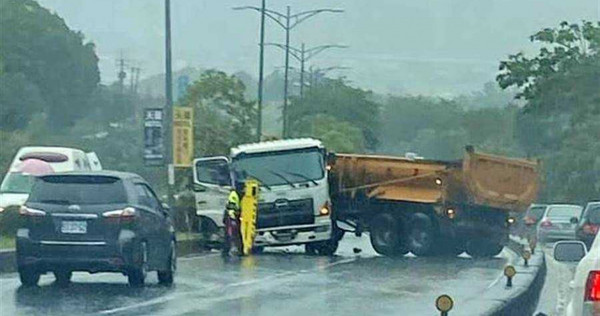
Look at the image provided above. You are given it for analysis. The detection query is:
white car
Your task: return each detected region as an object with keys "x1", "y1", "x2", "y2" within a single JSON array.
[
  {"x1": 0, "y1": 146, "x2": 102, "y2": 212},
  {"x1": 554, "y1": 232, "x2": 600, "y2": 315}
]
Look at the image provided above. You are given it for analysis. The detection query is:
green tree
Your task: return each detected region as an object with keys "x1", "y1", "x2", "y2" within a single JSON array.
[
  {"x1": 0, "y1": 0, "x2": 100, "y2": 131},
  {"x1": 288, "y1": 79, "x2": 380, "y2": 150},
  {"x1": 181, "y1": 70, "x2": 257, "y2": 156},
  {"x1": 292, "y1": 114, "x2": 365, "y2": 153},
  {"x1": 497, "y1": 21, "x2": 600, "y2": 202}
]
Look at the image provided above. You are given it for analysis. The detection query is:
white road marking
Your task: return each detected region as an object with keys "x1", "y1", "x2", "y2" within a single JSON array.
[{"x1": 98, "y1": 256, "x2": 359, "y2": 315}]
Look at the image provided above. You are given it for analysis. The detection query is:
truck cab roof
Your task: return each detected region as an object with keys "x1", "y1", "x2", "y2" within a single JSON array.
[{"x1": 231, "y1": 138, "x2": 323, "y2": 157}]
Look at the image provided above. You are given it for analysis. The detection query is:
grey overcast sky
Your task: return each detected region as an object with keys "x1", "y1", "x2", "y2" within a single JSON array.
[{"x1": 38, "y1": 0, "x2": 599, "y2": 96}]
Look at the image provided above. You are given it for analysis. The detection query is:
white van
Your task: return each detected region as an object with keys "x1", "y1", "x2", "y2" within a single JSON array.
[{"x1": 0, "y1": 146, "x2": 102, "y2": 211}]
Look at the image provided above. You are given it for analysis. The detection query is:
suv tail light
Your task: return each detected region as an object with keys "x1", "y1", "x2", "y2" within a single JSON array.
[
  {"x1": 19, "y1": 206, "x2": 46, "y2": 217},
  {"x1": 583, "y1": 224, "x2": 600, "y2": 235},
  {"x1": 103, "y1": 207, "x2": 136, "y2": 223},
  {"x1": 540, "y1": 218, "x2": 552, "y2": 228},
  {"x1": 585, "y1": 271, "x2": 600, "y2": 301}
]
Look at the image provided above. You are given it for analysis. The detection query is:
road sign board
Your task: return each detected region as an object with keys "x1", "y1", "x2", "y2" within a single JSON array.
[
  {"x1": 143, "y1": 108, "x2": 164, "y2": 166},
  {"x1": 173, "y1": 107, "x2": 194, "y2": 167}
]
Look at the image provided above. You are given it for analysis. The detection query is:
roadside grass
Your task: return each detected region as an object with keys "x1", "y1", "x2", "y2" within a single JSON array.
[{"x1": 0, "y1": 236, "x2": 15, "y2": 250}]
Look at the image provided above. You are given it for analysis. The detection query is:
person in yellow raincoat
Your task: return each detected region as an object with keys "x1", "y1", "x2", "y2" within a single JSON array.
[{"x1": 222, "y1": 190, "x2": 242, "y2": 256}]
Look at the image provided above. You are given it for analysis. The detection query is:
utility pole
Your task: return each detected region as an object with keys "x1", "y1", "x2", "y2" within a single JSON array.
[
  {"x1": 117, "y1": 55, "x2": 127, "y2": 95},
  {"x1": 233, "y1": 5, "x2": 343, "y2": 138},
  {"x1": 164, "y1": 0, "x2": 174, "y2": 208},
  {"x1": 256, "y1": 0, "x2": 266, "y2": 142},
  {"x1": 265, "y1": 43, "x2": 347, "y2": 97}
]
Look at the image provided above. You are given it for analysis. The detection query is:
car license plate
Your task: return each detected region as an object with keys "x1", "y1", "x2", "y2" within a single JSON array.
[{"x1": 61, "y1": 221, "x2": 87, "y2": 234}]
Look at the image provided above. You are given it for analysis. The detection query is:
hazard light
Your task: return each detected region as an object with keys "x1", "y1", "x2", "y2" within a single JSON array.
[{"x1": 585, "y1": 271, "x2": 600, "y2": 301}]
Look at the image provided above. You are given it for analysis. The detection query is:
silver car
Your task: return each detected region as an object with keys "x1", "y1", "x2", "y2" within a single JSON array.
[{"x1": 537, "y1": 204, "x2": 584, "y2": 243}]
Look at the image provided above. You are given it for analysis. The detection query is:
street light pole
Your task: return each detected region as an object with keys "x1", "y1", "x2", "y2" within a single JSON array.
[
  {"x1": 257, "y1": 0, "x2": 266, "y2": 142},
  {"x1": 265, "y1": 42, "x2": 347, "y2": 97},
  {"x1": 300, "y1": 43, "x2": 305, "y2": 98},
  {"x1": 283, "y1": 6, "x2": 291, "y2": 138},
  {"x1": 164, "y1": 0, "x2": 174, "y2": 207},
  {"x1": 233, "y1": 5, "x2": 343, "y2": 139}
]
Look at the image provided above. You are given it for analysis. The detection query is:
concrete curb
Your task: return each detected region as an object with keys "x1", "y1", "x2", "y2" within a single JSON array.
[
  {"x1": 0, "y1": 239, "x2": 202, "y2": 274},
  {"x1": 487, "y1": 237, "x2": 547, "y2": 316}
]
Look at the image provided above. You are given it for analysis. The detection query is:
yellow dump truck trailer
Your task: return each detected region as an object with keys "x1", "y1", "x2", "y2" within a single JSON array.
[{"x1": 329, "y1": 146, "x2": 539, "y2": 257}]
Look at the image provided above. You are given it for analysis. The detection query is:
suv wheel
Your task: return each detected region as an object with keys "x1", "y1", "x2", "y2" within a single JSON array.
[
  {"x1": 19, "y1": 268, "x2": 40, "y2": 287},
  {"x1": 158, "y1": 241, "x2": 176, "y2": 286},
  {"x1": 54, "y1": 270, "x2": 72, "y2": 287},
  {"x1": 128, "y1": 242, "x2": 148, "y2": 287}
]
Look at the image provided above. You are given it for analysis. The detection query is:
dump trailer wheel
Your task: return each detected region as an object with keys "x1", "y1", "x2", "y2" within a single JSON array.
[
  {"x1": 369, "y1": 213, "x2": 407, "y2": 257},
  {"x1": 436, "y1": 238, "x2": 465, "y2": 257},
  {"x1": 407, "y1": 213, "x2": 437, "y2": 257},
  {"x1": 466, "y1": 240, "x2": 503, "y2": 258}
]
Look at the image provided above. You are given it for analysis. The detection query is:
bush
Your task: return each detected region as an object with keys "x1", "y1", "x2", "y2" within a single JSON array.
[{"x1": 0, "y1": 205, "x2": 24, "y2": 237}]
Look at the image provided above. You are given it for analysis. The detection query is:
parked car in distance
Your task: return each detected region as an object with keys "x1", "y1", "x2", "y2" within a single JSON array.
[
  {"x1": 553, "y1": 234, "x2": 600, "y2": 316},
  {"x1": 16, "y1": 171, "x2": 175, "y2": 287},
  {"x1": 576, "y1": 201, "x2": 600, "y2": 250},
  {"x1": 537, "y1": 204, "x2": 583, "y2": 244},
  {"x1": 0, "y1": 146, "x2": 102, "y2": 212},
  {"x1": 520, "y1": 204, "x2": 548, "y2": 238}
]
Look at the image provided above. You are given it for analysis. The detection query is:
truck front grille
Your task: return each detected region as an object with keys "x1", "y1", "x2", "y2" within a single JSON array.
[{"x1": 257, "y1": 198, "x2": 314, "y2": 229}]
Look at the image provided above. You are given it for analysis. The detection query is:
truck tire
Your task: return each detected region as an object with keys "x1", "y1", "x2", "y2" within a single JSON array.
[
  {"x1": 466, "y1": 240, "x2": 503, "y2": 258},
  {"x1": 436, "y1": 239, "x2": 465, "y2": 257},
  {"x1": 407, "y1": 213, "x2": 436, "y2": 257},
  {"x1": 370, "y1": 213, "x2": 407, "y2": 257}
]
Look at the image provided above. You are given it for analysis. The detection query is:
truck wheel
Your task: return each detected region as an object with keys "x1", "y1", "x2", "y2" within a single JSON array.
[
  {"x1": 466, "y1": 240, "x2": 503, "y2": 258},
  {"x1": 19, "y1": 268, "x2": 40, "y2": 287},
  {"x1": 407, "y1": 213, "x2": 436, "y2": 257},
  {"x1": 370, "y1": 213, "x2": 407, "y2": 257},
  {"x1": 316, "y1": 239, "x2": 339, "y2": 256},
  {"x1": 437, "y1": 239, "x2": 465, "y2": 257},
  {"x1": 305, "y1": 243, "x2": 318, "y2": 255}
]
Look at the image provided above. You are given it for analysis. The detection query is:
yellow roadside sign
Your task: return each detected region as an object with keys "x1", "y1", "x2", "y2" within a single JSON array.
[{"x1": 173, "y1": 107, "x2": 194, "y2": 167}]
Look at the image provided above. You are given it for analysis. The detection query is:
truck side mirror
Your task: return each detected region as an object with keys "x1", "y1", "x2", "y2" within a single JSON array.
[
  {"x1": 553, "y1": 241, "x2": 587, "y2": 262},
  {"x1": 327, "y1": 152, "x2": 337, "y2": 165}
]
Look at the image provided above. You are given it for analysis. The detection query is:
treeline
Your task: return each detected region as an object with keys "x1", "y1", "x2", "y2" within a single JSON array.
[{"x1": 0, "y1": 1, "x2": 597, "y2": 204}]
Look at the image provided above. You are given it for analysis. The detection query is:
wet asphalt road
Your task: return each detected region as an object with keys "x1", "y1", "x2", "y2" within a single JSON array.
[{"x1": 0, "y1": 236, "x2": 516, "y2": 316}]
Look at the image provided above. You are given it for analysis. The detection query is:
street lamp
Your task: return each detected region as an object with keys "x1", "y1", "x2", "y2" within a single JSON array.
[
  {"x1": 233, "y1": 5, "x2": 343, "y2": 138},
  {"x1": 265, "y1": 43, "x2": 347, "y2": 97}
]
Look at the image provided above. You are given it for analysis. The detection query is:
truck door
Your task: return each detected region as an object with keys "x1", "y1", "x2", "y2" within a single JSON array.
[{"x1": 193, "y1": 157, "x2": 232, "y2": 228}]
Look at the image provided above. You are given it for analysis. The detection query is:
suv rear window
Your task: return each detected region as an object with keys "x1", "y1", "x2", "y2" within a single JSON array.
[{"x1": 29, "y1": 175, "x2": 127, "y2": 205}]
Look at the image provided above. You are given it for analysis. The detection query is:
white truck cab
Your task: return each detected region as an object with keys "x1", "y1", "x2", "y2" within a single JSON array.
[{"x1": 193, "y1": 138, "x2": 337, "y2": 254}]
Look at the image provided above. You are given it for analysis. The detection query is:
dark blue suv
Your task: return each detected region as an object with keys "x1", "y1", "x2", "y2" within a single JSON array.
[{"x1": 16, "y1": 171, "x2": 176, "y2": 287}]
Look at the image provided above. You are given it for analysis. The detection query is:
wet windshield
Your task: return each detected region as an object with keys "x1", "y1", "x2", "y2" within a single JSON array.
[
  {"x1": 233, "y1": 149, "x2": 324, "y2": 187},
  {"x1": 0, "y1": 173, "x2": 35, "y2": 194}
]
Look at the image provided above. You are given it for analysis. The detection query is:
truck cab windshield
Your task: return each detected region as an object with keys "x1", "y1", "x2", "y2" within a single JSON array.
[{"x1": 232, "y1": 148, "x2": 324, "y2": 187}]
